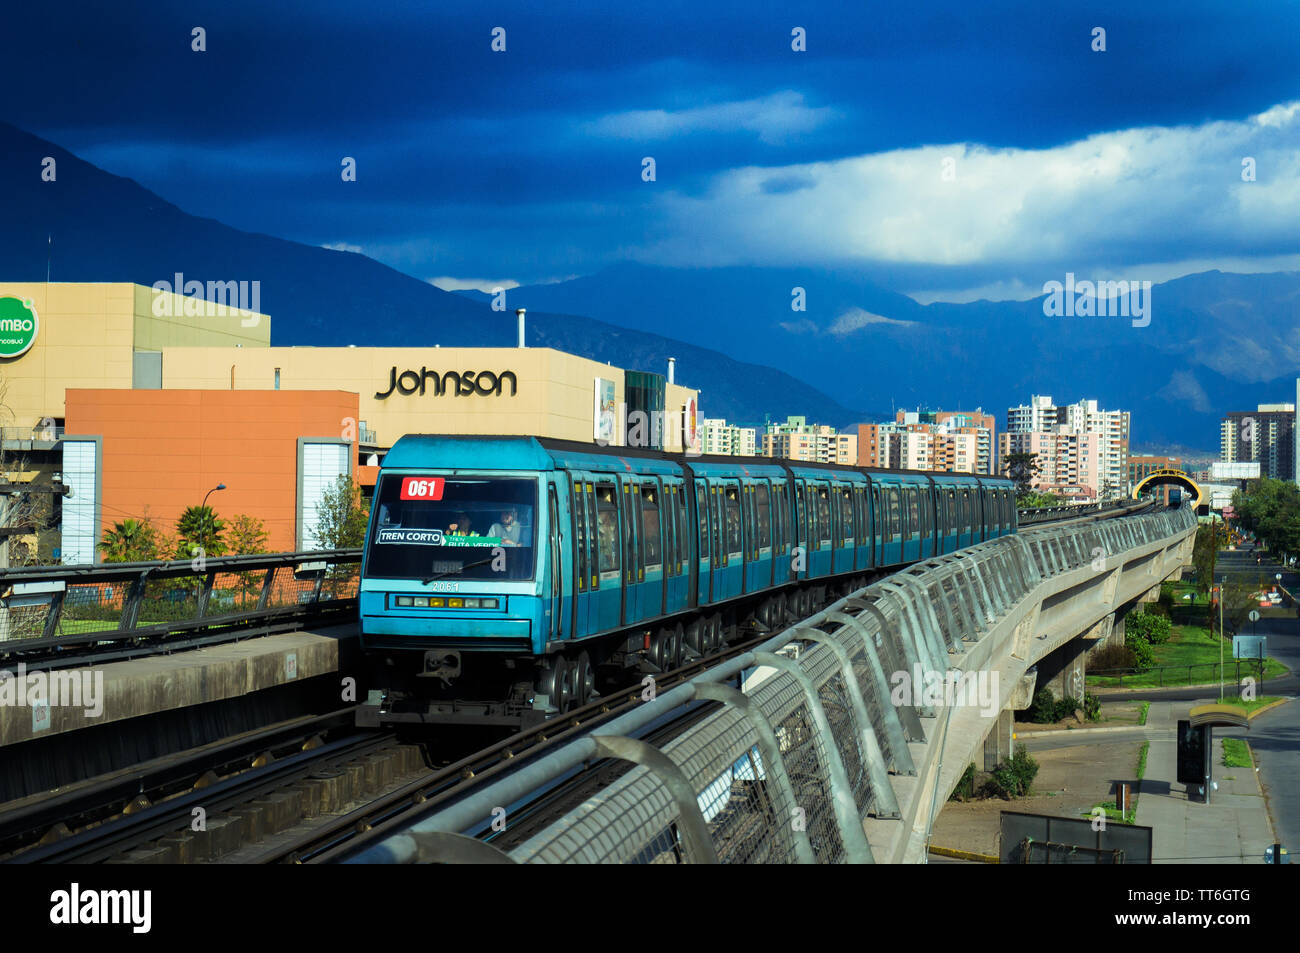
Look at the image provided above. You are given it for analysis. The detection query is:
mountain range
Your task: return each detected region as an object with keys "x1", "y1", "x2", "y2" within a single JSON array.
[
  {"x1": 0, "y1": 121, "x2": 858, "y2": 427},
  {"x1": 5, "y1": 118, "x2": 1298, "y2": 451}
]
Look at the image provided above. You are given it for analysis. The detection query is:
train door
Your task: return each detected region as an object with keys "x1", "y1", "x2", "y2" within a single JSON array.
[
  {"x1": 591, "y1": 478, "x2": 622, "y2": 632},
  {"x1": 664, "y1": 481, "x2": 688, "y2": 614},
  {"x1": 794, "y1": 479, "x2": 809, "y2": 580},
  {"x1": 637, "y1": 479, "x2": 665, "y2": 621},
  {"x1": 547, "y1": 482, "x2": 563, "y2": 642},
  {"x1": 719, "y1": 480, "x2": 743, "y2": 601},
  {"x1": 708, "y1": 481, "x2": 726, "y2": 601},
  {"x1": 694, "y1": 479, "x2": 712, "y2": 605},
  {"x1": 871, "y1": 484, "x2": 882, "y2": 568},
  {"x1": 622, "y1": 479, "x2": 643, "y2": 623},
  {"x1": 755, "y1": 480, "x2": 774, "y2": 589},
  {"x1": 570, "y1": 476, "x2": 596, "y2": 639},
  {"x1": 810, "y1": 481, "x2": 831, "y2": 578}
]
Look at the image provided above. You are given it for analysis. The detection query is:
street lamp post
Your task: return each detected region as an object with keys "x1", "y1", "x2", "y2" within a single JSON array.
[{"x1": 200, "y1": 483, "x2": 226, "y2": 553}]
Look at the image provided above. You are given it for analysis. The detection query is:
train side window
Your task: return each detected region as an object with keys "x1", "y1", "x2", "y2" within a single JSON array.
[
  {"x1": 815, "y1": 484, "x2": 831, "y2": 549},
  {"x1": 748, "y1": 483, "x2": 759, "y2": 556},
  {"x1": 771, "y1": 481, "x2": 784, "y2": 555},
  {"x1": 595, "y1": 482, "x2": 620, "y2": 576},
  {"x1": 663, "y1": 486, "x2": 676, "y2": 576},
  {"x1": 724, "y1": 484, "x2": 742, "y2": 560},
  {"x1": 573, "y1": 478, "x2": 587, "y2": 591},
  {"x1": 887, "y1": 487, "x2": 901, "y2": 542},
  {"x1": 623, "y1": 483, "x2": 637, "y2": 581},
  {"x1": 839, "y1": 487, "x2": 852, "y2": 545},
  {"x1": 756, "y1": 482, "x2": 771, "y2": 552},
  {"x1": 908, "y1": 488, "x2": 920, "y2": 539},
  {"x1": 640, "y1": 483, "x2": 662, "y2": 570},
  {"x1": 871, "y1": 486, "x2": 881, "y2": 541},
  {"x1": 712, "y1": 485, "x2": 725, "y2": 565},
  {"x1": 696, "y1": 482, "x2": 709, "y2": 562},
  {"x1": 681, "y1": 486, "x2": 691, "y2": 569}
]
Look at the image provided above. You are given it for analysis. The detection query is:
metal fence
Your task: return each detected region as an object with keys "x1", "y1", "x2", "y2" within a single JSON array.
[
  {"x1": 0, "y1": 549, "x2": 362, "y2": 644},
  {"x1": 350, "y1": 505, "x2": 1196, "y2": 864}
]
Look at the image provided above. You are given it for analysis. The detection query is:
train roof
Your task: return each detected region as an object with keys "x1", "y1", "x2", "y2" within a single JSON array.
[{"x1": 382, "y1": 434, "x2": 1013, "y2": 486}]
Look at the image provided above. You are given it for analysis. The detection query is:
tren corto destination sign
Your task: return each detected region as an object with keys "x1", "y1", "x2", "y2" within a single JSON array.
[{"x1": 0, "y1": 297, "x2": 38, "y2": 359}]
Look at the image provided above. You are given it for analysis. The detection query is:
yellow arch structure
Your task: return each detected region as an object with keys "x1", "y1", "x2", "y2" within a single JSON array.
[{"x1": 1132, "y1": 468, "x2": 1204, "y2": 508}]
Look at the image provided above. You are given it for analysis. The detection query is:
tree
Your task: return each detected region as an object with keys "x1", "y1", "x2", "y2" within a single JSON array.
[
  {"x1": 1018, "y1": 490, "x2": 1064, "y2": 508},
  {"x1": 100, "y1": 518, "x2": 164, "y2": 562},
  {"x1": 1233, "y1": 479, "x2": 1300, "y2": 555},
  {"x1": 176, "y1": 505, "x2": 226, "y2": 558},
  {"x1": 1191, "y1": 522, "x2": 1223, "y2": 597},
  {"x1": 1004, "y1": 452, "x2": 1041, "y2": 499},
  {"x1": 227, "y1": 514, "x2": 270, "y2": 555},
  {"x1": 313, "y1": 475, "x2": 370, "y2": 550},
  {"x1": 227, "y1": 514, "x2": 270, "y2": 606}
]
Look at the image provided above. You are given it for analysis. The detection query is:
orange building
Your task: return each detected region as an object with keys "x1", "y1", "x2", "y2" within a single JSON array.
[{"x1": 64, "y1": 389, "x2": 364, "y2": 554}]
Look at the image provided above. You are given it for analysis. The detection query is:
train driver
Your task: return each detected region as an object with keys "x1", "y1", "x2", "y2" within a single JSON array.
[{"x1": 489, "y1": 507, "x2": 523, "y2": 546}]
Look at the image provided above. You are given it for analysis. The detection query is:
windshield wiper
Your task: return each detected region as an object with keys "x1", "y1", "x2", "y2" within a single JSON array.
[{"x1": 421, "y1": 557, "x2": 497, "y2": 585}]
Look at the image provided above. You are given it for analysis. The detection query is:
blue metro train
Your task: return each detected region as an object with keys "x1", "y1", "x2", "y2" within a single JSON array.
[{"x1": 358, "y1": 435, "x2": 1017, "y2": 725}]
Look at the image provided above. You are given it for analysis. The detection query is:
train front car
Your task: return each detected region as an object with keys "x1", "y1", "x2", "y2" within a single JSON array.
[{"x1": 358, "y1": 435, "x2": 555, "y2": 727}]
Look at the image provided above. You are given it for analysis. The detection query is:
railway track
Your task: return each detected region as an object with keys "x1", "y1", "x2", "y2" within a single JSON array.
[
  {"x1": 258, "y1": 634, "x2": 775, "y2": 863},
  {"x1": 0, "y1": 709, "x2": 403, "y2": 863}
]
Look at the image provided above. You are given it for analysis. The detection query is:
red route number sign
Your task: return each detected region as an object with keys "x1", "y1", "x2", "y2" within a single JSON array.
[{"x1": 400, "y1": 477, "x2": 445, "y2": 500}]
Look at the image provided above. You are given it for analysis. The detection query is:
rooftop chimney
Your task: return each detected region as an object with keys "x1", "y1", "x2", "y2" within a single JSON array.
[
  {"x1": 667, "y1": 356, "x2": 676, "y2": 384},
  {"x1": 516, "y1": 308, "x2": 526, "y2": 348}
]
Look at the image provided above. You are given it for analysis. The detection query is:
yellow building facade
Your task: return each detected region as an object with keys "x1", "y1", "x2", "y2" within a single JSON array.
[{"x1": 0, "y1": 282, "x2": 700, "y2": 452}]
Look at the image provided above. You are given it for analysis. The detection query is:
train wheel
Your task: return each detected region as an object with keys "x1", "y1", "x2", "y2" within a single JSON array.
[
  {"x1": 650, "y1": 627, "x2": 680, "y2": 671},
  {"x1": 708, "y1": 614, "x2": 724, "y2": 651},
  {"x1": 685, "y1": 619, "x2": 707, "y2": 657},
  {"x1": 537, "y1": 655, "x2": 571, "y2": 713},
  {"x1": 570, "y1": 651, "x2": 594, "y2": 708}
]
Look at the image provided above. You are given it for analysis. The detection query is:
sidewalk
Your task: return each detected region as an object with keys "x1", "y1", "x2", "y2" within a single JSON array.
[{"x1": 1134, "y1": 701, "x2": 1275, "y2": 863}]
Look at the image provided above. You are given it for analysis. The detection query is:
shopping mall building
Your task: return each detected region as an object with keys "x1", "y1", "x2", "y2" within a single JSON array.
[{"x1": 0, "y1": 283, "x2": 700, "y2": 561}]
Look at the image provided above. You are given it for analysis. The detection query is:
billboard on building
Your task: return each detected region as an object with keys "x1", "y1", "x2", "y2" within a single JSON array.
[{"x1": 594, "y1": 377, "x2": 616, "y2": 443}]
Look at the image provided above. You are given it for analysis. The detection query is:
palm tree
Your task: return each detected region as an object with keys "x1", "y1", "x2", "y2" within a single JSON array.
[
  {"x1": 176, "y1": 506, "x2": 227, "y2": 557},
  {"x1": 100, "y1": 518, "x2": 161, "y2": 562}
]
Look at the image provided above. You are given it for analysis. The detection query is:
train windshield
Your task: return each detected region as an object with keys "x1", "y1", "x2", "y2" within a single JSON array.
[{"x1": 364, "y1": 475, "x2": 538, "y2": 581}]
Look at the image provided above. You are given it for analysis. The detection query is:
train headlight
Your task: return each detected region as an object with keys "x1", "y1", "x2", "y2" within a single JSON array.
[
  {"x1": 448, "y1": 597, "x2": 464, "y2": 608},
  {"x1": 430, "y1": 597, "x2": 446, "y2": 608},
  {"x1": 479, "y1": 598, "x2": 499, "y2": 609},
  {"x1": 463, "y1": 598, "x2": 480, "y2": 608},
  {"x1": 413, "y1": 597, "x2": 430, "y2": 607},
  {"x1": 395, "y1": 596, "x2": 413, "y2": 607}
]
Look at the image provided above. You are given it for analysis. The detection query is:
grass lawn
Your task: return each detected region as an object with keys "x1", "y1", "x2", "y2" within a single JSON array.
[
  {"x1": 1088, "y1": 624, "x2": 1288, "y2": 688},
  {"x1": 1083, "y1": 801, "x2": 1137, "y2": 825},
  {"x1": 1207, "y1": 695, "x2": 1281, "y2": 714},
  {"x1": 1222, "y1": 738, "x2": 1252, "y2": 768}
]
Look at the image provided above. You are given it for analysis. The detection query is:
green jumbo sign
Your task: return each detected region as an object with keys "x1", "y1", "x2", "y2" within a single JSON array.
[{"x1": 0, "y1": 297, "x2": 38, "y2": 358}]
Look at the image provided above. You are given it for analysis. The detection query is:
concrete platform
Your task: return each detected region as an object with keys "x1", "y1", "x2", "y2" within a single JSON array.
[{"x1": 0, "y1": 625, "x2": 356, "y2": 746}]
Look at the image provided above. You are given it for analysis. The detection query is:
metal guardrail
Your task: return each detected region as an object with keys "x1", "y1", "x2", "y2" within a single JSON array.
[
  {"x1": 1015, "y1": 499, "x2": 1134, "y2": 525},
  {"x1": 0, "y1": 549, "x2": 362, "y2": 646},
  {"x1": 349, "y1": 506, "x2": 1196, "y2": 864}
]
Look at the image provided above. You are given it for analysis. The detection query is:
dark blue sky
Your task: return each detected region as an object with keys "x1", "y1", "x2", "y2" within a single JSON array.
[{"x1": 5, "y1": 0, "x2": 1299, "y2": 298}]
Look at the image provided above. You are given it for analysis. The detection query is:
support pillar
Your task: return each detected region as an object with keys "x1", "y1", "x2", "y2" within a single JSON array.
[{"x1": 983, "y1": 708, "x2": 1014, "y2": 771}]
